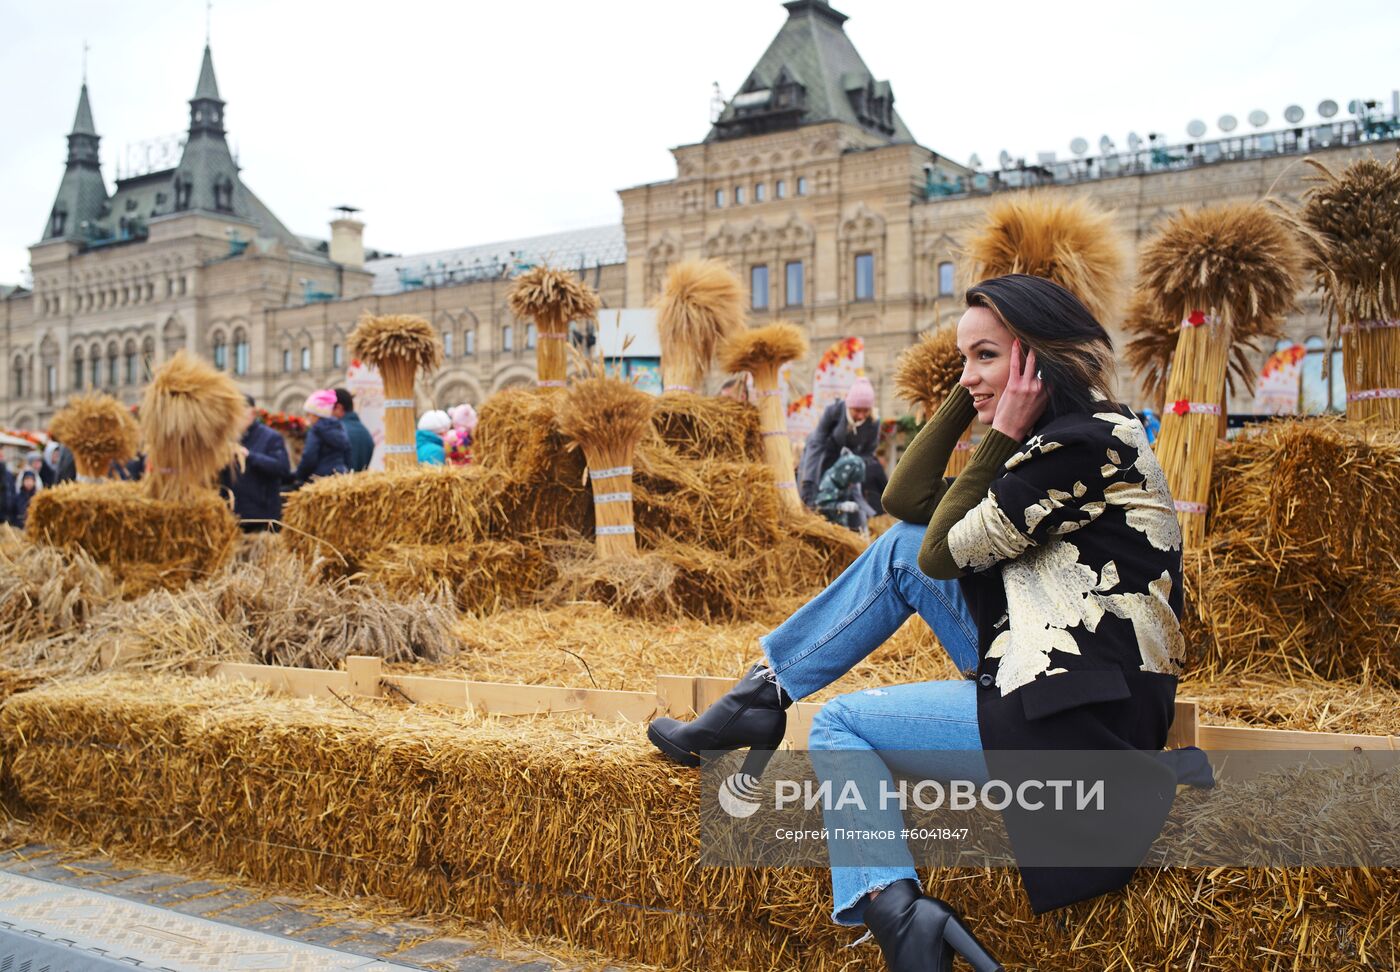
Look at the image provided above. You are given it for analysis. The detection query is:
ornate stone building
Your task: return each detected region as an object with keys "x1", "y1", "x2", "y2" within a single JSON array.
[{"x1": 4, "y1": 0, "x2": 1397, "y2": 426}]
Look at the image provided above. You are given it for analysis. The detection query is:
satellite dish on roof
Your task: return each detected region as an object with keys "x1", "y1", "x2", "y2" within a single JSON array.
[
  {"x1": 1127, "y1": 132, "x2": 1143, "y2": 151},
  {"x1": 998, "y1": 149, "x2": 1013, "y2": 168},
  {"x1": 1347, "y1": 99, "x2": 1362, "y2": 114},
  {"x1": 968, "y1": 153, "x2": 982, "y2": 169},
  {"x1": 1186, "y1": 119, "x2": 1207, "y2": 138},
  {"x1": 1070, "y1": 137, "x2": 1088, "y2": 156},
  {"x1": 1248, "y1": 109, "x2": 1269, "y2": 128},
  {"x1": 1318, "y1": 99, "x2": 1338, "y2": 118},
  {"x1": 1099, "y1": 135, "x2": 1115, "y2": 153},
  {"x1": 1284, "y1": 104, "x2": 1305, "y2": 124},
  {"x1": 1218, "y1": 114, "x2": 1238, "y2": 133}
]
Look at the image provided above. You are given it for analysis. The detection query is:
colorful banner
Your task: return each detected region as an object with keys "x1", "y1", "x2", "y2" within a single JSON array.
[
  {"x1": 345, "y1": 360, "x2": 387, "y2": 470},
  {"x1": 1253, "y1": 343, "x2": 1303, "y2": 415},
  {"x1": 812, "y1": 336, "x2": 865, "y2": 412}
]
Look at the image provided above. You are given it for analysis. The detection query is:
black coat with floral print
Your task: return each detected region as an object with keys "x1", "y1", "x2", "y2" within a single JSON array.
[{"x1": 946, "y1": 403, "x2": 1187, "y2": 913}]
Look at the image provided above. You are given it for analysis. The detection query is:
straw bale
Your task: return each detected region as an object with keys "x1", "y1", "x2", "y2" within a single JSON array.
[
  {"x1": 362, "y1": 541, "x2": 553, "y2": 616},
  {"x1": 1181, "y1": 531, "x2": 1400, "y2": 685},
  {"x1": 473, "y1": 387, "x2": 582, "y2": 483},
  {"x1": 47, "y1": 393, "x2": 140, "y2": 479},
  {"x1": 347, "y1": 313, "x2": 444, "y2": 373},
  {"x1": 893, "y1": 324, "x2": 962, "y2": 413},
  {"x1": 963, "y1": 193, "x2": 1128, "y2": 324},
  {"x1": 281, "y1": 465, "x2": 514, "y2": 571},
  {"x1": 0, "y1": 541, "x2": 116, "y2": 646},
  {"x1": 1135, "y1": 201, "x2": 1303, "y2": 339},
  {"x1": 5, "y1": 673, "x2": 1396, "y2": 972},
  {"x1": 139, "y1": 351, "x2": 248, "y2": 503},
  {"x1": 650, "y1": 393, "x2": 764, "y2": 462},
  {"x1": 765, "y1": 506, "x2": 866, "y2": 591},
  {"x1": 1208, "y1": 416, "x2": 1400, "y2": 572},
  {"x1": 24, "y1": 481, "x2": 238, "y2": 593},
  {"x1": 1178, "y1": 672, "x2": 1400, "y2": 737},
  {"x1": 634, "y1": 453, "x2": 782, "y2": 558}
]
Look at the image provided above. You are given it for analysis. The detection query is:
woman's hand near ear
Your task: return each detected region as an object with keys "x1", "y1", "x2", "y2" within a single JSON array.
[{"x1": 991, "y1": 339, "x2": 1048, "y2": 441}]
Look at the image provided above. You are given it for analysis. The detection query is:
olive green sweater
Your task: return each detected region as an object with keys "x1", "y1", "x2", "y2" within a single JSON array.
[{"x1": 880, "y1": 385, "x2": 1024, "y2": 580}]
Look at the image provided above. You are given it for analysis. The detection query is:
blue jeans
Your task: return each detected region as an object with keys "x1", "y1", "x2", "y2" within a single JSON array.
[{"x1": 759, "y1": 521, "x2": 989, "y2": 926}]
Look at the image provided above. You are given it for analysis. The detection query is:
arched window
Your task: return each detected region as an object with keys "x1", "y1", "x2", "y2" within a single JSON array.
[
  {"x1": 1328, "y1": 346, "x2": 1346, "y2": 412},
  {"x1": 502, "y1": 325, "x2": 514, "y2": 352},
  {"x1": 1300, "y1": 337, "x2": 1327, "y2": 414},
  {"x1": 123, "y1": 340, "x2": 138, "y2": 385},
  {"x1": 73, "y1": 348, "x2": 85, "y2": 390},
  {"x1": 464, "y1": 329, "x2": 476, "y2": 356},
  {"x1": 526, "y1": 323, "x2": 538, "y2": 350},
  {"x1": 300, "y1": 346, "x2": 311, "y2": 371},
  {"x1": 89, "y1": 344, "x2": 101, "y2": 388},
  {"x1": 142, "y1": 337, "x2": 155, "y2": 381},
  {"x1": 332, "y1": 342, "x2": 343, "y2": 369},
  {"x1": 938, "y1": 261, "x2": 956, "y2": 296},
  {"x1": 212, "y1": 332, "x2": 228, "y2": 370},
  {"x1": 12, "y1": 357, "x2": 23, "y2": 399},
  {"x1": 443, "y1": 332, "x2": 454, "y2": 357},
  {"x1": 281, "y1": 348, "x2": 292, "y2": 373},
  {"x1": 233, "y1": 329, "x2": 249, "y2": 376},
  {"x1": 106, "y1": 344, "x2": 119, "y2": 387}
]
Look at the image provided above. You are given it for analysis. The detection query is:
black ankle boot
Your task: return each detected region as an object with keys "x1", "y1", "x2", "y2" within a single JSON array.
[
  {"x1": 647, "y1": 663, "x2": 792, "y2": 776},
  {"x1": 864, "y1": 879, "x2": 1003, "y2": 972}
]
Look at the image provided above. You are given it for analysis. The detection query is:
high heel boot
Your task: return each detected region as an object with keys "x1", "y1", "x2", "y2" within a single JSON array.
[
  {"x1": 864, "y1": 879, "x2": 1004, "y2": 972},
  {"x1": 646, "y1": 662, "x2": 792, "y2": 777}
]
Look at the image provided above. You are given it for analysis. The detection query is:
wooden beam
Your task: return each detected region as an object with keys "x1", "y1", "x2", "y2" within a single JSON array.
[
  {"x1": 655, "y1": 675, "x2": 698, "y2": 719},
  {"x1": 463, "y1": 680, "x2": 662, "y2": 723},
  {"x1": 1196, "y1": 724, "x2": 1399, "y2": 752},
  {"x1": 213, "y1": 662, "x2": 350, "y2": 700},
  {"x1": 1165, "y1": 699, "x2": 1200, "y2": 750},
  {"x1": 346, "y1": 656, "x2": 383, "y2": 698}
]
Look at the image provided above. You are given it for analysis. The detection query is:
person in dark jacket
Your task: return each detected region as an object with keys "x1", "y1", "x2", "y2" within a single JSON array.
[
  {"x1": 295, "y1": 389, "x2": 351, "y2": 483},
  {"x1": 10, "y1": 470, "x2": 39, "y2": 530},
  {"x1": 0, "y1": 461, "x2": 13, "y2": 525},
  {"x1": 221, "y1": 397, "x2": 290, "y2": 531},
  {"x1": 648, "y1": 275, "x2": 1203, "y2": 970},
  {"x1": 798, "y1": 377, "x2": 885, "y2": 514},
  {"x1": 333, "y1": 388, "x2": 374, "y2": 472}
]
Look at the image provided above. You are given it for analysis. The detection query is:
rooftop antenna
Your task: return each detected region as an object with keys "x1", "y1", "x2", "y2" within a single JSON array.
[
  {"x1": 1070, "y1": 137, "x2": 1088, "y2": 156},
  {"x1": 709, "y1": 81, "x2": 724, "y2": 124},
  {"x1": 1127, "y1": 132, "x2": 1142, "y2": 151},
  {"x1": 1248, "y1": 109, "x2": 1269, "y2": 128},
  {"x1": 1217, "y1": 114, "x2": 1238, "y2": 133},
  {"x1": 1186, "y1": 119, "x2": 1207, "y2": 138},
  {"x1": 998, "y1": 149, "x2": 1012, "y2": 169},
  {"x1": 1283, "y1": 104, "x2": 1305, "y2": 124},
  {"x1": 333, "y1": 204, "x2": 361, "y2": 218},
  {"x1": 1099, "y1": 135, "x2": 1115, "y2": 154},
  {"x1": 967, "y1": 152, "x2": 982, "y2": 168},
  {"x1": 82, "y1": 39, "x2": 89, "y2": 83},
  {"x1": 206, "y1": 0, "x2": 213, "y2": 44}
]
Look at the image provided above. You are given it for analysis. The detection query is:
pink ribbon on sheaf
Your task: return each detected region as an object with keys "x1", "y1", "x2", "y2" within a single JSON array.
[
  {"x1": 1180, "y1": 309, "x2": 1215, "y2": 329},
  {"x1": 536, "y1": 380, "x2": 566, "y2": 388},
  {"x1": 1347, "y1": 388, "x2": 1400, "y2": 402},
  {"x1": 537, "y1": 333, "x2": 570, "y2": 341},
  {"x1": 1170, "y1": 400, "x2": 1222, "y2": 416},
  {"x1": 664, "y1": 385, "x2": 693, "y2": 393},
  {"x1": 1175, "y1": 499, "x2": 1209, "y2": 515}
]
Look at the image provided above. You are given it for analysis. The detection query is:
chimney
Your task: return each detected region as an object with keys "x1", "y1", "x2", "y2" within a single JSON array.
[{"x1": 330, "y1": 216, "x2": 364, "y2": 269}]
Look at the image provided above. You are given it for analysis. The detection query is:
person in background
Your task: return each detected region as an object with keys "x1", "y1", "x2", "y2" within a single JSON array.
[
  {"x1": 23, "y1": 451, "x2": 45, "y2": 488},
  {"x1": 1139, "y1": 408, "x2": 1161, "y2": 445},
  {"x1": 799, "y1": 377, "x2": 884, "y2": 514},
  {"x1": 333, "y1": 388, "x2": 374, "y2": 472},
  {"x1": 0, "y1": 457, "x2": 13, "y2": 525},
  {"x1": 813, "y1": 449, "x2": 874, "y2": 535},
  {"x1": 444, "y1": 403, "x2": 477, "y2": 466},
  {"x1": 221, "y1": 395, "x2": 290, "y2": 531},
  {"x1": 295, "y1": 390, "x2": 351, "y2": 484},
  {"x1": 9, "y1": 470, "x2": 39, "y2": 530},
  {"x1": 416, "y1": 410, "x2": 450, "y2": 466}
]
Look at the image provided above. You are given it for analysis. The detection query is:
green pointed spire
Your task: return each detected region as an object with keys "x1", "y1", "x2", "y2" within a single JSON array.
[
  {"x1": 194, "y1": 44, "x2": 220, "y2": 102},
  {"x1": 71, "y1": 83, "x2": 97, "y2": 137}
]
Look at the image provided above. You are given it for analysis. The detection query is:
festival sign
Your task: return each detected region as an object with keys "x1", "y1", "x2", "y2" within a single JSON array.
[{"x1": 345, "y1": 360, "x2": 388, "y2": 470}]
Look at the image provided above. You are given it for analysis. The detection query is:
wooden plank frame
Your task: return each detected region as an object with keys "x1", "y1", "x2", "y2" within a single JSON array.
[{"x1": 207, "y1": 659, "x2": 1400, "y2": 753}]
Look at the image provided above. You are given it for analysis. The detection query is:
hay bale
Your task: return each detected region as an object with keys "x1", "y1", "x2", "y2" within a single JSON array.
[
  {"x1": 0, "y1": 542, "x2": 116, "y2": 645},
  {"x1": 5, "y1": 673, "x2": 1396, "y2": 972},
  {"x1": 473, "y1": 387, "x2": 579, "y2": 482},
  {"x1": 362, "y1": 541, "x2": 553, "y2": 616},
  {"x1": 24, "y1": 481, "x2": 238, "y2": 593},
  {"x1": 1178, "y1": 672, "x2": 1400, "y2": 737},
  {"x1": 281, "y1": 465, "x2": 514, "y2": 570},
  {"x1": 651, "y1": 393, "x2": 764, "y2": 463},
  {"x1": 1209, "y1": 417, "x2": 1400, "y2": 572}
]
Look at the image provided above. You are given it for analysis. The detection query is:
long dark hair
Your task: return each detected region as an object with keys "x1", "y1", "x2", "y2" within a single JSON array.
[{"x1": 965, "y1": 273, "x2": 1118, "y2": 419}]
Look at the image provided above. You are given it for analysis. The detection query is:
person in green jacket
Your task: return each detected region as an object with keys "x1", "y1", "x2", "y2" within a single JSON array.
[{"x1": 333, "y1": 388, "x2": 374, "y2": 472}]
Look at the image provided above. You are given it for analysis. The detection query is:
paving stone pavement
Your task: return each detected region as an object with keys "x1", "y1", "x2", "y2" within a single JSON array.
[{"x1": 0, "y1": 843, "x2": 613, "y2": 971}]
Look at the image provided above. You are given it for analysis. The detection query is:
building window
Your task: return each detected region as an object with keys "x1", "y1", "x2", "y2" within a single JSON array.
[
  {"x1": 785, "y1": 261, "x2": 805, "y2": 307},
  {"x1": 281, "y1": 349, "x2": 292, "y2": 373},
  {"x1": 1329, "y1": 347, "x2": 1346, "y2": 412},
  {"x1": 797, "y1": 176, "x2": 808, "y2": 195},
  {"x1": 735, "y1": 185, "x2": 747, "y2": 205},
  {"x1": 442, "y1": 333, "x2": 453, "y2": 358},
  {"x1": 73, "y1": 353, "x2": 84, "y2": 390},
  {"x1": 300, "y1": 346, "x2": 311, "y2": 371},
  {"x1": 11, "y1": 360, "x2": 21, "y2": 399},
  {"x1": 502, "y1": 325, "x2": 514, "y2": 352},
  {"x1": 776, "y1": 179, "x2": 788, "y2": 199},
  {"x1": 332, "y1": 342, "x2": 343, "y2": 369},
  {"x1": 212, "y1": 336, "x2": 228, "y2": 370},
  {"x1": 45, "y1": 365, "x2": 57, "y2": 403},
  {"x1": 1301, "y1": 337, "x2": 1346, "y2": 414},
  {"x1": 124, "y1": 349, "x2": 137, "y2": 385},
  {"x1": 714, "y1": 189, "x2": 725, "y2": 208},
  {"x1": 234, "y1": 332, "x2": 250, "y2": 376},
  {"x1": 526, "y1": 323, "x2": 538, "y2": 350},
  {"x1": 854, "y1": 253, "x2": 875, "y2": 301},
  {"x1": 755, "y1": 182, "x2": 766, "y2": 202},
  {"x1": 89, "y1": 353, "x2": 100, "y2": 389},
  {"x1": 751, "y1": 265, "x2": 769, "y2": 310},
  {"x1": 938, "y1": 261, "x2": 955, "y2": 296},
  {"x1": 106, "y1": 351, "x2": 118, "y2": 387},
  {"x1": 464, "y1": 329, "x2": 476, "y2": 356}
]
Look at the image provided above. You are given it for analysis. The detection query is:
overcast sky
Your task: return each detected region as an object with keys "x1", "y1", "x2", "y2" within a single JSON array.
[{"x1": 2, "y1": 0, "x2": 1397, "y2": 284}]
